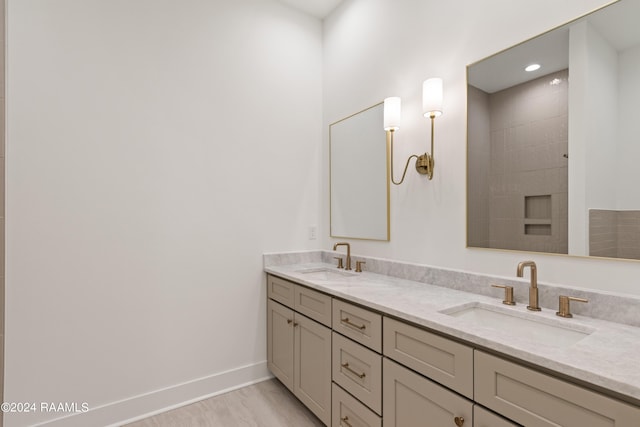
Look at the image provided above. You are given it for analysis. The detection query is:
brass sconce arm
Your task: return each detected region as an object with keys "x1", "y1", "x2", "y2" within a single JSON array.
[
  {"x1": 386, "y1": 114, "x2": 436, "y2": 184},
  {"x1": 387, "y1": 129, "x2": 419, "y2": 185}
]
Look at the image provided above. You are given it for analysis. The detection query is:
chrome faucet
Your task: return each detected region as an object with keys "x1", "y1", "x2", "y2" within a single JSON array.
[
  {"x1": 517, "y1": 260, "x2": 541, "y2": 311},
  {"x1": 333, "y1": 242, "x2": 352, "y2": 271}
]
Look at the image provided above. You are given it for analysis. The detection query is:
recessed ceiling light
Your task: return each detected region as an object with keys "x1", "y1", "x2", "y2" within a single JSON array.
[{"x1": 525, "y1": 64, "x2": 541, "y2": 72}]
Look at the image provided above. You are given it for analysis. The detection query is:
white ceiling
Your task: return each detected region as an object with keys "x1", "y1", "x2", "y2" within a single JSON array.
[
  {"x1": 468, "y1": 28, "x2": 570, "y2": 94},
  {"x1": 277, "y1": 0, "x2": 345, "y2": 19},
  {"x1": 468, "y1": 0, "x2": 640, "y2": 94}
]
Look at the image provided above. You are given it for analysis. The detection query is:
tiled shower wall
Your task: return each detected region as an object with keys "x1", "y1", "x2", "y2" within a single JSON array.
[
  {"x1": 590, "y1": 209, "x2": 640, "y2": 260},
  {"x1": 467, "y1": 85, "x2": 491, "y2": 248},
  {"x1": 469, "y1": 70, "x2": 569, "y2": 254}
]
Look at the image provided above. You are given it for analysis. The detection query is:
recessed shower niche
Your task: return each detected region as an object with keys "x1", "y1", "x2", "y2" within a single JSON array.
[{"x1": 525, "y1": 195, "x2": 552, "y2": 236}]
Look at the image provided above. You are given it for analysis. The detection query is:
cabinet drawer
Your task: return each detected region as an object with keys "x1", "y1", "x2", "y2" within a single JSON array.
[
  {"x1": 383, "y1": 317, "x2": 473, "y2": 398},
  {"x1": 474, "y1": 405, "x2": 519, "y2": 427},
  {"x1": 383, "y1": 358, "x2": 473, "y2": 427},
  {"x1": 294, "y1": 285, "x2": 332, "y2": 327},
  {"x1": 475, "y1": 351, "x2": 640, "y2": 426},
  {"x1": 333, "y1": 299, "x2": 382, "y2": 352},
  {"x1": 267, "y1": 275, "x2": 295, "y2": 308},
  {"x1": 332, "y1": 383, "x2": 381, "y2": 427},
  {"x1": 332, "y1": 332, "x2": 382, "y2": 415}
]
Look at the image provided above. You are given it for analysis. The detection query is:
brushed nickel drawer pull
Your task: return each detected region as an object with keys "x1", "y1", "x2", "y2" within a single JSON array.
[
  {"x1": 341, "y1": 317, "x2": 366, "y2": 331},
  {"x1": 340, "y1": 416, "x2": 353, "y2": 427},
  {"x1": 341, "y1": 362, "x2": 366, "y2": 379}
]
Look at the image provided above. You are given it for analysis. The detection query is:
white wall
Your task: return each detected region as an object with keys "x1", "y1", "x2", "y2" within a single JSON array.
[
  {"x1": 568, "y1": 21, "x2": 618, "y2": 255},
  {"x1": 616, "y1": 44, "x2": 640, "y2": 209},
  {"x1": 584, "y1": 24, "x2": 618, "y2": 215},
  {"x1": 5, "y1": 0, "x2": 322, "y2": 425},
  {"x1": 323, "y1": 0, "x2": 640, "y2": 296}
]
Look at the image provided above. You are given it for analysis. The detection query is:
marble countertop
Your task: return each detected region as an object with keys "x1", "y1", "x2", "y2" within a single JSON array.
[{"x1": 265, "y1": 262, "x2": 640, "y2": 405}]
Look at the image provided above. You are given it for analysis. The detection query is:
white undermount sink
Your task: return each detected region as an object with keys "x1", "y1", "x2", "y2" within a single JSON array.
[
  {"x1": 295, "y1": 267, "x2": 358, "y2": 281},
  {"x1": 440, "y1": 302, "x2": 595, "y2": 348}
]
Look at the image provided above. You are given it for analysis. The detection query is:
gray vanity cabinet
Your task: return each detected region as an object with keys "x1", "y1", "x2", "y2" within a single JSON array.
[
  {"x1": 267, "y1": 273, "x2": 640, "y2": 427},
  {"x1": 266, "y1": 276, "x2": 331, "y2": 425}
]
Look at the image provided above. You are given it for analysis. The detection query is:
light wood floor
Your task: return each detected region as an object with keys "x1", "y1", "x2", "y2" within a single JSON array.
[{"x1": 123, "y1": 379, "x2": 325, "y2": 427}]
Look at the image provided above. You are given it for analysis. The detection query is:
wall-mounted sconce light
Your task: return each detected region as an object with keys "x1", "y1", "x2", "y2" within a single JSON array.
[{"x1": 384, "y1": 77, "x2": 443, "y2": 184}]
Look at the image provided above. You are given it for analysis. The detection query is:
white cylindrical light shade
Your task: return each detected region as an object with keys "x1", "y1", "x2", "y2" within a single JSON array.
[
  {"x1": 383, "y1": 97, "x2": 401, "y2": 130},
  {"x1": 422, "y1": 78, "x2": 443, "y2": 117}
]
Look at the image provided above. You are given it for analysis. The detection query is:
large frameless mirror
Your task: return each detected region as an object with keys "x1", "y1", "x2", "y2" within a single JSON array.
[
  {"x1": 467, "y1": 0, "x2": 640, "y2": 261},
  {"x1": 330, "y1": 102, "x2": 389, "y2": 241}
]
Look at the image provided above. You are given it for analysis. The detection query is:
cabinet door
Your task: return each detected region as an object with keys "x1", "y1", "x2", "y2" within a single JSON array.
[
  {"x1": 475, "y1": 351, "x2": 640, "y2": 427},
  {"x1": 295, "y1": 312, "x2": 332, "y2": 426},
  {"x1": 267, "y1": 299, "x2": 294, "y2": 392},
  {"x1": 383, "y1": 358, "x2": 473, "y2": 427}
]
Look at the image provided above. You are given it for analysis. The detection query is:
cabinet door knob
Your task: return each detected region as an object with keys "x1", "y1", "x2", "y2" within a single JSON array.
[
  {"x1": 287, "y1": 319, "x2": 293, "y2": 325},
  {"x1": 454, "y1": 416, "x2": 465, "y2": 426}
]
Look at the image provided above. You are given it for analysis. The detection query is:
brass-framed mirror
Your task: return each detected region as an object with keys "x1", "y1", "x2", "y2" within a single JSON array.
[
  {"x1": 467, "y1": 0, "x2": 640, "y2": 261},
  {"x1": 330, "y1": 102, "x2": 390, "y2": 241}
]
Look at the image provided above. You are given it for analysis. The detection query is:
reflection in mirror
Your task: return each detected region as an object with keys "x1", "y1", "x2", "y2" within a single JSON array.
[
  {"x1": 330, "y1": 103, "x2": 389, "y2": 241},
  {"x1": 467, "y1": 0, "x2": 640, "y2": 260}
]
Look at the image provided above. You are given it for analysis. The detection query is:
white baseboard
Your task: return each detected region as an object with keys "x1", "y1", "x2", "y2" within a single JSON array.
[{"x1": 34, "y1": 361, "x2": 272, "y2": 427}]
